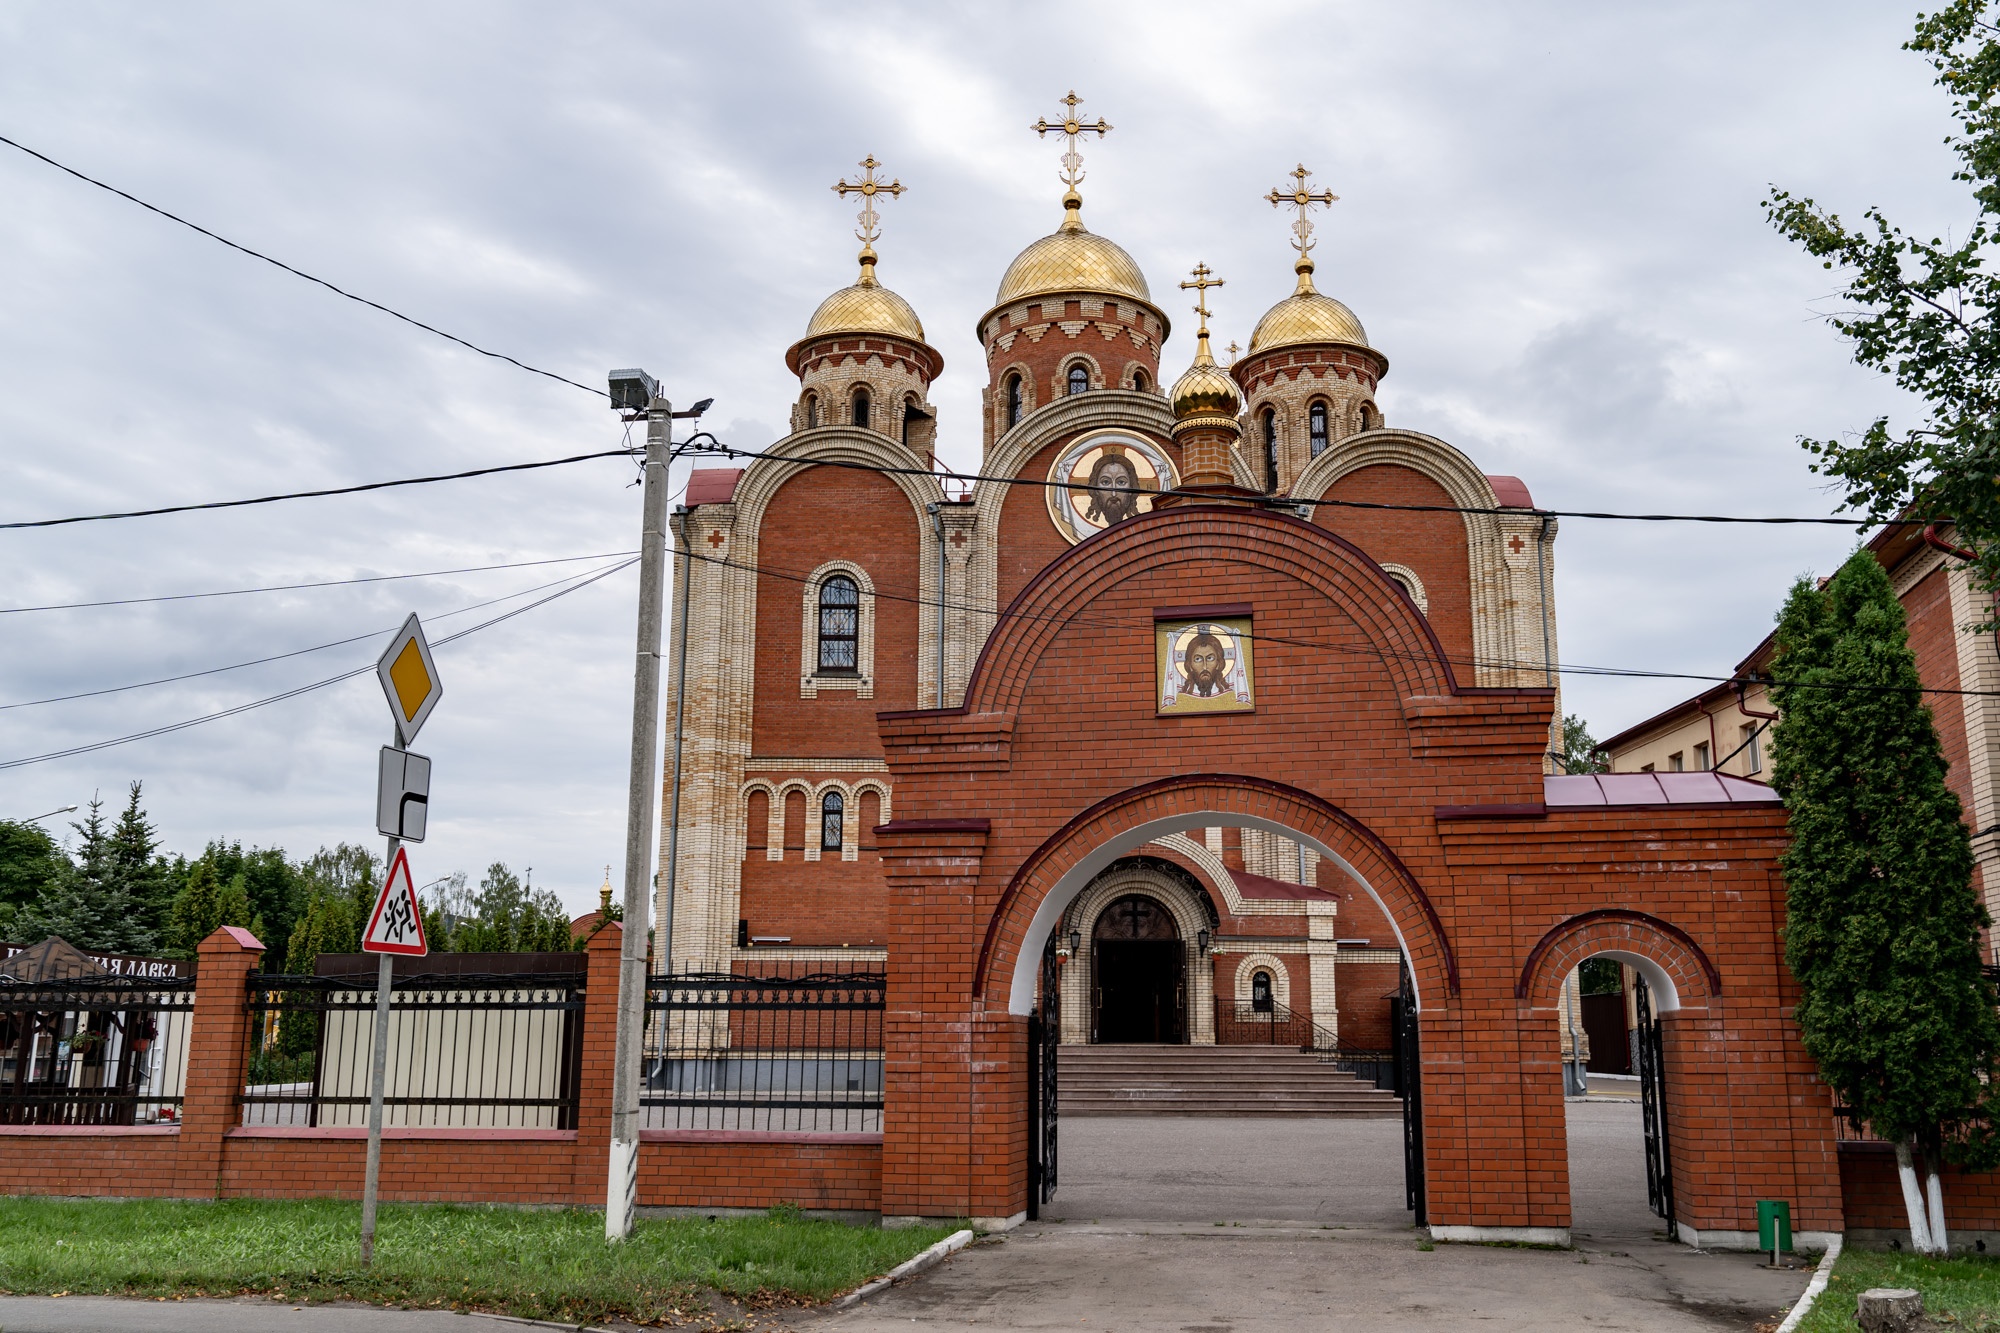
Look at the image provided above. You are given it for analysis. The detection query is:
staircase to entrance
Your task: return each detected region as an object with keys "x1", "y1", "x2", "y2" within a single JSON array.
[{"x1": 1060, "y1": 1045, "x2": 1402, "y2": 1117}]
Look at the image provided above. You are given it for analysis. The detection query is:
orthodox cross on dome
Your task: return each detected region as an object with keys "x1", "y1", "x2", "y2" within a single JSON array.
[
  {"x1": 1266, "y1": 163, "x2": 1340, "y2": 258},
  {"x1": 1032, "y1": 90, "x2": 1111, "y2": 202},
  {"x1": 833, "y1": 155, "x2": 906, "y2": 254},
  {"x1": 1225, "y1": 340, "x2": 1240, "y2": 365},
  {"x1": 1179, "y1": 262, "x2": 1224, "y2": 339}
]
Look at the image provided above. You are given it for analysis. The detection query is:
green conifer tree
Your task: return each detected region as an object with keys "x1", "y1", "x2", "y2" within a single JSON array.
[
  {"x1": 1771, "y1": 549, "x2": 2000, "y2": 1254},
  {"x1": 163, "y1": 858, "x2": 257, "y2": 958},
  {"x1": 0, "y1": 819, "x2": 68, "y2": 940},
  {"x1": 107, "y1": 782, "x2": 176, "y2": 939},
  {"x1": 17, "y1": 795, "x2": 156, "y2": 954}
]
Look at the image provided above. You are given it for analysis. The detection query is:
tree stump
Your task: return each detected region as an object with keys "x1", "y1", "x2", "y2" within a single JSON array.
[{"x1": 1856, "y1": 1287, "x2": 1924, "y2": 1333}]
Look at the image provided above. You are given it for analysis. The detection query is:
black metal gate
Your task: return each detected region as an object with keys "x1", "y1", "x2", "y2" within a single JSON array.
[
  {"x1": 1027, "y1": 933, "x2": 1060, "y2": 1218},
  {"x1": 1394, "y1": 962, "x2": 1426, "y2": 1225},
  {"x1": 1635, "y1": 974, "x2": 1676, "y2": 1230}
]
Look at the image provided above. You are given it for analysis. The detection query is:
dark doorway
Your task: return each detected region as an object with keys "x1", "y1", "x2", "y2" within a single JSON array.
[
  {"x1": 1579, "y1": 957, "x2": 1631, "y2": 1075},
  {"x1": 1091, "y1": 895, "x2": 1185, "y2": 1043}
]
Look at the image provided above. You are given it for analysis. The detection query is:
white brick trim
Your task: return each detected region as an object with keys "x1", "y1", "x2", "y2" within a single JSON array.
[{"x1": 799, "y1": 559, "x2": 876, "y2": 699}]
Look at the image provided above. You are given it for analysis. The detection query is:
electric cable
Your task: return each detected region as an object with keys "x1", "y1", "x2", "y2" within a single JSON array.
[
  {"x1": 691, "y1": 440, "x2": 1933, "y2": 529},
  {"x1": 0, "y1": 556, "x2": 637, "y2": 710},
  {"x1": 670, "y1": 542, "x2": 2000, "y2": 701},
  {"x1": 0, "y1": 134, "x2": 607, "y2": 400},
  {"x1": 0, "y1": 551, "x2": 640, "y2": 615},
  {"x1": 0, "y1": 448, "x2": 634, "y2": 531},
  {"x1": 0, "y1": 557, "x2": 638, "y2": 771}
]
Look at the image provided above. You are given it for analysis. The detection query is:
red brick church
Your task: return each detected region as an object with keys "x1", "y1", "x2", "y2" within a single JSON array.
[{"x1": 656, "y1": 99, "x2": 1837, "y2": 1243}]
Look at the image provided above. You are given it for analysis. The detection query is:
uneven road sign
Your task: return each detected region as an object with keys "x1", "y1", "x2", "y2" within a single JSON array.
[{"x1": 376, "y1": 747, "x2": 431, "y2": 842}]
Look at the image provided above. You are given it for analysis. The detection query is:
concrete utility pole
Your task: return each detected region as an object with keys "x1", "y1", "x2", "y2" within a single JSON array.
[{"x1": 607, "y1": 395, "x2": 671, "y2": 1240}]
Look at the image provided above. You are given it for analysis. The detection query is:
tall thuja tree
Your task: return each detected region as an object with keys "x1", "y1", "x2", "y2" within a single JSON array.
[
  {"x1": 17, "y1": 795, "x2": 156, "y2": 954},
  {"x1": 1767, "y1": 3, "x2": 2000, "y2": 609},
  {"x1": 1771, "y1": 550, "x2": 2000, "y2": 1254}
]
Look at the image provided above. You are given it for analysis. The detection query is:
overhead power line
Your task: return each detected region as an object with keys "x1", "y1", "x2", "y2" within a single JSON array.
[
  {"x1": 0, "y1": 557, "x2": 638, "y2": 771},
  {"x1": 1, "y1": 556, "x2": 636, "y2": 710},
  {"x1": 673, "y1": 543, "x2": 2000, "y2": 701},
  {"x1": 0, "y1": 550, "x2": 639, "y2": 615},
  {"x1": 695, "y1": 442, "x2": 1928, "y2": 529},
  {"x1": 0, "y1": 134, "x2": 607, "y2": 400},
  {"x1": 0, "y1": 448, "x2": 635, "y2": 531}
]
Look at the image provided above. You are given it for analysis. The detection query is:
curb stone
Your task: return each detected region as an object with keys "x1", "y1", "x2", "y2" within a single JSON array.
[
  {"x1": 833, "y1": 1229, "x2": 976, "y2": 1309},
  {"x1": 1773, "y1": 1234, "x2": 1842, "y2": 1333}
]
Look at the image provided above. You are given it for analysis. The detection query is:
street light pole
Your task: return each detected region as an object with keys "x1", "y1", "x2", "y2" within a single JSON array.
[{"x1": 607, "y1": 393, "x2": 671, "y2": 1241}]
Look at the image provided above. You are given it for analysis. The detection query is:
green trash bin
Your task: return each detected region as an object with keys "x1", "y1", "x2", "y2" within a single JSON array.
[{"x1": 1757, "y1": 1200, "x2": 1793, "y2": 1254}]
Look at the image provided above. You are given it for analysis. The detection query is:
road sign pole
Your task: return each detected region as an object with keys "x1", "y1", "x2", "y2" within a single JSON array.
[
  {"x1": 361, "y1": 728, "x2": 400, "y2": 1267},
  {"x1": 608, "y1": 395, "x2": 671, "y2": 1240}
]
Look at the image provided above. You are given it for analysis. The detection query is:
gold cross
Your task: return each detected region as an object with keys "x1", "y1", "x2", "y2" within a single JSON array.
[
  {"x1": 1226, "y1": 340, "x2": 1240, "y2": 365},
  {"x1": 1032, "y1": 90, "x2": 1111, "y2": 191},
  {"x1": 1266, "y1": 163, "x2": 1340, "y2": 256},
  {"x1": 1179, "y1": 262, "x2": 1224, "y2": 336},
  {"x1": 833, "y1": 155, "x2": 906, "y2": 246}
]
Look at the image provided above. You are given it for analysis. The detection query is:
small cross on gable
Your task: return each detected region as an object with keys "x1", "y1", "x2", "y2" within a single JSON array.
[
  {"x1": 950, "y1": 531, "x2": 967, "y2": 548},
  {"x1": 1508, "y1": 535, "x2": 1525, "y2": 554},
  {"x1": 707, "y1": 529, "x2": 727, "y2": 549}
]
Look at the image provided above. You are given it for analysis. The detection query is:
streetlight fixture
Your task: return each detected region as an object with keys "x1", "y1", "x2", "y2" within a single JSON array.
[{"x1": 16, "y1": 805, "x2": 77, "y2": 824}]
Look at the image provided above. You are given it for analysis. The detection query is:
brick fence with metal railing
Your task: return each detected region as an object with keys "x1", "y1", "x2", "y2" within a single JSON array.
[{"x1": 0, "y1": 924, "x2": 884, "y2": 1214}]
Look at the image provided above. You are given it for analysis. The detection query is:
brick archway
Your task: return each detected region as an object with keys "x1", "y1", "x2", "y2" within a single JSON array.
[
  {"x1": 1516, "y1": 909, "x2": 1722, "y2": 1015},
  {"x1": 976, "y1": 771, "x2": 1455, "y2": 1016}
]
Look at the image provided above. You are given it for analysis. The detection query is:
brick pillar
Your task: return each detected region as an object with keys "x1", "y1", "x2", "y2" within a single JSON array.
[
  {"x1": 574, "y1": 921, "x2": 625, "y2": 1206},
  {"x1": 175, "y1": 926, "x2": 264, "y2": 1197},
  {"x1": 876, "y1": 818, "x2": 991, "y2": 1223}
]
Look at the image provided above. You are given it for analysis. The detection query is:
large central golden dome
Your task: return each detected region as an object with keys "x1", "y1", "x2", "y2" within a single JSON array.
[
  {"x1": 994, "y1": 198, "x2": 1151, "y2": 308},
  {"x1": 1247, "y1": 257, "x2": 1369, "y2": 355},
  {"x1": 803, "y1": 248, "x2": 925, "y2": 342}
]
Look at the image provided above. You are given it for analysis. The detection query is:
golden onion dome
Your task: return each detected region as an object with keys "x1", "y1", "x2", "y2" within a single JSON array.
[
  {"x1": 1247, "y1": 256, "x2": 1369, "y2": 355},
  {"x1": 993, "y1": 193, "x2": 1152, "y2": 309},
  {"x1": 1171, "y1": 333, "x2": 1242, "y2": 419},
  {"x1": 802, "y1": 246, "x2": 926, "y2": 342}
]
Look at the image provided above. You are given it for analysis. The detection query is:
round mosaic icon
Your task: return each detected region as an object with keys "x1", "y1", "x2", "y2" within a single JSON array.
[{"x1": 1044, "y1": 433, "x2": 1177, "y2": 545}]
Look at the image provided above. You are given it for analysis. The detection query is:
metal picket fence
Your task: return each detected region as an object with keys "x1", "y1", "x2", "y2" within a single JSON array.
[{"x1": 0, "y1": 977, "x2": 194, "y2": 1126}]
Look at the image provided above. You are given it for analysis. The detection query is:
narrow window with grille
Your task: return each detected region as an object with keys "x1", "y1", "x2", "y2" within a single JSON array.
[
  {"x1": 1309, "y1": 402, "x2": 1329, "y2": 457},
  {"x1": 821, "y1": 791, "x2": 844, "y2": 853},
  {"x1": 1006, "y1": 374, "x2": 1023, "y2": 427},
  {"x1": 1067, "y1": 363, "x2": 1089, "y2": 395},
  {"x1": 1262, "y1": 410, "x2": 1279, "y2": 491},
  {"x1": 817, "y1": 575, "x2": 860, "y2": 674}
]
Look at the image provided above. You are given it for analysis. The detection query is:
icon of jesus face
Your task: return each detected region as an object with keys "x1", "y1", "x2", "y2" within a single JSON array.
[
  {"x1": 1183, "y1": 632, "x2": 1226, "y2": 697},
  {"x1": 1086, "y1": 453, "x2": 1140, "y2": 527}
]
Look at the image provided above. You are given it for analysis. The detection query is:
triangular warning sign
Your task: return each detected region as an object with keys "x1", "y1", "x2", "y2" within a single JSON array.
[{"x1": 362, "y1": 846, "x2": 429, "y2": 956}]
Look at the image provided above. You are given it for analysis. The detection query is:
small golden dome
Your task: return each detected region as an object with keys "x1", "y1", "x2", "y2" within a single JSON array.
[
  {"x1": 1171, "y1": 333, "x2": 1242, "y2": 419},
  {"x1": 1247, "y1": 256, "x2": 1369, "y2": 355},
  {"x1": 803, "y1": 246, "x2": 926, "y2": 342},
  {"x1": 994, "y1": 196, "x2": 1152, "y2": 309}
]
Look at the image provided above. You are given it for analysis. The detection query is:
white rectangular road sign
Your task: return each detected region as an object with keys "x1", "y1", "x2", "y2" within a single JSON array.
[
  {"x1": 362, "y1": 846, "x2": 429, "y2": 956},
  {"x1": 376, "y1": 747, "x2": 431, "y2": 842}
]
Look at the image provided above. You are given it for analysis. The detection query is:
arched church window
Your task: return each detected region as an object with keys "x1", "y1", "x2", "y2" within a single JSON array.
[
  {"x1": 817, "y1": 576, "x2": 860, "y2": 674},
  {"x1": 1067, "y1": 363, "x2": 1089, "y2": 396},
  {"x1": 1360, "y1": 401, "x2": 1380, "y2": 431},
  {"x1": 1005, "y1": 374, "x2": 1023, "y2": 428},
  {"x1": 1132, "y1": 369, "x2": 1149, "y2": 393},
  {"x1": 1261, "y1": 409, "x2": 1279, "y2": 492},
  {"x1": 804, "y1": 394, "x2": 818, "y2": 429},
  {"x1": 1251, "y1": 970, "x2": 1274, "y2": 1013},
  {"x1": 1309, "y1": 402, "x2": 1329, "y2": 457},
  {"x1": 821, "y1": 791, "x2": 844, "y2": 853},
  {"x1": 903, "y1": 398, "x2": 919, "y2": 446},
  {"x1": 852, "y1": 388, "x2": 871, "y2": 431}
]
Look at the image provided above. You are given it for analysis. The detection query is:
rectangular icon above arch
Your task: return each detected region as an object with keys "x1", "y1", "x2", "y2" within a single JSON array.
[{"x1": 1156, "y1": 615, "x2": 1255, "y2": 715}]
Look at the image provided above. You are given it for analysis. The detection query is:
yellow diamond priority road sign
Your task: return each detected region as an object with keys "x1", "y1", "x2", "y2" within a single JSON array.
[{"x1": 376, "y1": 613, "x2": 442, "y2": 747}]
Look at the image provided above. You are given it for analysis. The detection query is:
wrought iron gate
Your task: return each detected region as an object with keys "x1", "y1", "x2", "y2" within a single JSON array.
[
  {"x1": 1635, "y1": 975, "x2": 1676, "y2": 1230},
  {"x1": 1028, "y1": 933, "x2": 1060, "y2": 1218},
  {"x1": 1395, "y1": 962, "x2": 1426, "y2": 1225}
]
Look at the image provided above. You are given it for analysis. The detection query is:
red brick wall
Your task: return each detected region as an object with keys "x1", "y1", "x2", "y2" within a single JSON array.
[
  {"x1": 739, "y1": 853, "x2": 889, "y2": 947},
  {"x1": 752, "y1": 465, "x2": 922, "y2": 758},
  {"x1": 1335, "y1": 961, "x2": 1402, "y2": 1049},
  {"x1": 1902, "y1": 567, "x2": 1972, "y2": 818},
  {"x1": 1839, "y1": 1142, "x2": 2000, "y2": 1235},
  {"x1": 1312, "y1": 464, "x2": 1475, "y2": 680}
]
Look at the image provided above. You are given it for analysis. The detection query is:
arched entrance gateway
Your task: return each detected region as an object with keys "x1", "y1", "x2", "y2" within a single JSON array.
[{"x1": 869, "y1": 506, "x2": 1842, "y2": 1244}]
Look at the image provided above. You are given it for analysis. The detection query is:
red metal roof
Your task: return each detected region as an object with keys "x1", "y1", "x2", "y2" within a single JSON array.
[
  {"x1": 685, "y1": 468, "x2": 744, "y2": 506},
  {"x1": 1231, "y1": 870, "x2": 1340, "y2": 901},
  {"x1": 1486, "y1": 474, "x2": 1534, "y2": 508},
  {"x1": 1544, "y1": 772, "x2": 1781, "y2": 808}
]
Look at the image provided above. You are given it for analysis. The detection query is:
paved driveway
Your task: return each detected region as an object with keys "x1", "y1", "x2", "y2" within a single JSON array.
[{"x1": 804, "y1": 1100, "x2": 1813, "y2": 1332}]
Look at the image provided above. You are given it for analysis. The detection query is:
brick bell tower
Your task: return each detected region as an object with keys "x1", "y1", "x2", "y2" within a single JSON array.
[
  {"x1": 1162, "y1": 262, "x2": 1250, "y2": 499},
  {"x1": 1232, "y1": 165, "x2": 1389, "y2": 494},
  {"x1": 976, "y1": 92, "x2": 1170, "y2": 454},
  {"x1": 784, "y1": 156, "x2": 945, "y2": 460}
]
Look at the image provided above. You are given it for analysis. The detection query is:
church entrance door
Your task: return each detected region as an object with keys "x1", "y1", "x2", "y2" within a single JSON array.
[{"x1": 1091, "y1": 895, "x2": 1186, "y2": 1043}]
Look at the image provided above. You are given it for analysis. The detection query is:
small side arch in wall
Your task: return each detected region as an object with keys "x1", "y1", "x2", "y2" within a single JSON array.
[
  {"x1": 1517, "y1": 909, "x2": 1723, "y2": 1015},
  {"x1": 1232, "y1": 952, "x2": 1293, "y2": 1010}
]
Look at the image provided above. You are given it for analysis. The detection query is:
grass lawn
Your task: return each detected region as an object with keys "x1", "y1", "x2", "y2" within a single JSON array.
[
  {"x1": 1796, "y1": 1245, "x2": 2000, "y2": 1332},
  {"x1": 0, "y1": 1196, "x2": 961, "y2": 1326}
]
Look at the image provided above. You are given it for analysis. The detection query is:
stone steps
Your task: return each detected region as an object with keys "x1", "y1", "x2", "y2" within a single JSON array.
[{"x1": 1057, "y1": 1044, "x2": 1402, "y2": 1118}]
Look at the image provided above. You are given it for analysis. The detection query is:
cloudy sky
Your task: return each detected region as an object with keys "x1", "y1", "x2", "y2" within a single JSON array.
[{"x1": 0, "y1": 2, "x2": 1958, "y2": 916}]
